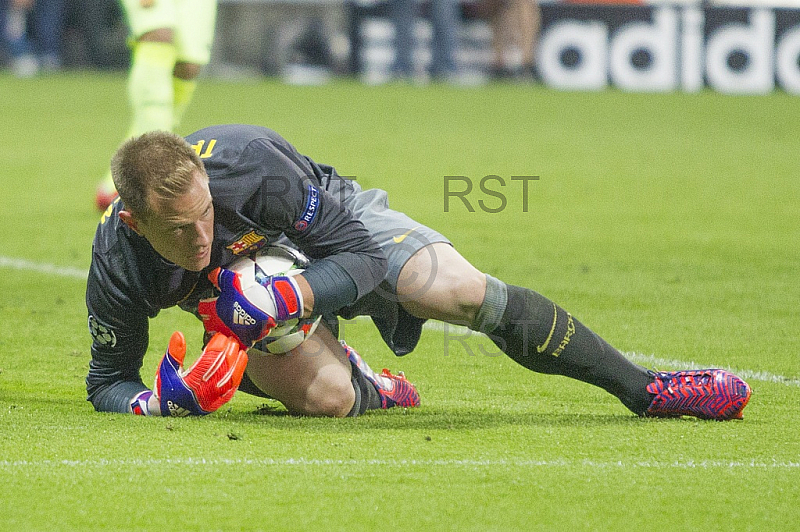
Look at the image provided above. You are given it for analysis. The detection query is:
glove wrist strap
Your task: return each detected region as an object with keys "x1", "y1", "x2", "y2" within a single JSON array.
[
  {"x1": 130, "y1": 390, "x2": 154, "y2": 416},
  {"x1": 272, "y1": 275, "x2": 304, "y2": 321}
]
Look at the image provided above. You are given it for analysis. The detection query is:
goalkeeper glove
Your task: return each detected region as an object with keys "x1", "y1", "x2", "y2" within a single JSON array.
[
  {"x1": 202, "y1": 266, "x2": 304, "y2": 348},
  {"x1": 154, "y1": 331, "x2": 248, "y2": 416}
]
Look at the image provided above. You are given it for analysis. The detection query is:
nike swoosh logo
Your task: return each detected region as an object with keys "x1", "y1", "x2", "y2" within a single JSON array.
[
  {"x1": 536, "y1": 303, "x2": 558, "y2": 353},
  {"x1": 393, "y1": 226, "x2": 421, "y2": 244}
]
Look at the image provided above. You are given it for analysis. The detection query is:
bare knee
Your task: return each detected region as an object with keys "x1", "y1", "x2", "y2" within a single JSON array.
[
  {"x1": 419, "y1": 265, "x2": 485, "y2": 319},
  {"x1": 173, "y1": 62, "x2": 201, "y2": 80},
  {"x1": 298, "y1": 374, "x2": 354, "y2": 417},
  {"x1": 244, "y1": 327, "x2": 356, "y2": 418},
  {"x1": 138, "y1": 28, "x2": 173, "y2": 43},
  {"x1": 451, "y1": 269, "x2": 487, "y2": 321}
]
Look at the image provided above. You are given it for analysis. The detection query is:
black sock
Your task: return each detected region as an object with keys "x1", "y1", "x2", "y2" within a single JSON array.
[
  {"x1": 475, "y1": 277, "x2": 654, "y2": 415},
  {"x1": 346, "y1": 360, "x2": 383, "y2": 417}
]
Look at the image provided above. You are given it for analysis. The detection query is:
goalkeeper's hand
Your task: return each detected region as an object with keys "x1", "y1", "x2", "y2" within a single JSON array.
[
  {"x1": 154, "y1": 331, "x2": 248, "y2": 416},
  {"x1": 203, "y1": 266, "x2": 304, "y2": 348}
]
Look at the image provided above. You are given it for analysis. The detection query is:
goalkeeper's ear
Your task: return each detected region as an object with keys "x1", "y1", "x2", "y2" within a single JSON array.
[{"x1": 118, "y1": 210, "x2": 143, "y2": 235}]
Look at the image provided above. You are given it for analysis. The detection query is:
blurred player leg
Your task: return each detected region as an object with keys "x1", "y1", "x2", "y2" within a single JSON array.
[
  {"x1": 96, "y1": 31, "x2": 176, "y2": 211},
  {"x1": 97, "y1": 0, "x2": 218, "y2": 211},
  {"x1": 127, "y1": 37, "x2": 178, "y2": 134},
  {"x1": 96, "y1": 0, "x2": 179, "y2": 210},
  {"x1": 171, "y1": 72, "x2": 197, "y2": 129},
  {"x1": 171, "y1": 0, "x2": 216, "y2": 129},
  {"x1": 516, "y1": 0, "x2": 540, "y2": 77},
  {"x1": 391, "y1": 0, "x2": 415, "y2": 79},
  {"x1": 3, "y1": 0, "x2": 38, "y2": 77},
  {"x1": 489, "y1": 0, "x2": 539, "y2": 79}
]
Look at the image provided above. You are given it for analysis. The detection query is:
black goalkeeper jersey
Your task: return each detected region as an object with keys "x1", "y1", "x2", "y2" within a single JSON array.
[{"x1": 85, "y1": 124, "x2": 387, "y2": 413}]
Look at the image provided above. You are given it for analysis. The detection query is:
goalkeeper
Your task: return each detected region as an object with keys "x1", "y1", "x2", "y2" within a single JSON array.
[
  {"x1": 86, "y1": 125, "x2": 751, "y2": 420},
  {"x1": 87, "y1": 126, "x2": 420, "y2": 417}
]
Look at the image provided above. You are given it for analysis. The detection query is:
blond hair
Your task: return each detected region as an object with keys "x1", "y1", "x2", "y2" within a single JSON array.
[{"x1": 110, "y1": 130, "x2": 206, "y2": 218}]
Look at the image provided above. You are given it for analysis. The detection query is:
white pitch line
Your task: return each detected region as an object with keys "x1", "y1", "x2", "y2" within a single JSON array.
[
  {"x1": 2, "y1": 256, "x2": 798, "y2": 388},
  {"x1": 625, "y1": 352, "x2": 800, "y2": 388},
  {"x1": 0, "y1": 458, "x2": 798, "y2": 469},
  {"x1": 0, "y1": 255, "x2": 87, "y2": 280}
]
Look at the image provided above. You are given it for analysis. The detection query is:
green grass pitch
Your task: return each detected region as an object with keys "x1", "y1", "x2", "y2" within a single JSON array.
[{"x1": 0, "y1": 72, "x2": 798, "y2": 530}]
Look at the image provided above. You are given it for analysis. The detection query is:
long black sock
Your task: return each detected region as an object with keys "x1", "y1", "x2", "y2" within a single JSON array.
[
  {"x1": 346, "y1": 360, "x2": 383, "y2": 417},
  {"x1": 474, "y1": 276, "x2": 654, "y2": 415}
]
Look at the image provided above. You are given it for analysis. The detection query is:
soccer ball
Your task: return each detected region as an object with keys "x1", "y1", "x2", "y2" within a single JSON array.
[{"x1": 227, "y1": 244, "x2": 321, "y2": 354}]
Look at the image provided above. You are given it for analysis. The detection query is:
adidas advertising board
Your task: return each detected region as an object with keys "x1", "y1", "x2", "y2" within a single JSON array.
[{"x1": 537, "y1": 5, "x2": 800, "y2": 94}]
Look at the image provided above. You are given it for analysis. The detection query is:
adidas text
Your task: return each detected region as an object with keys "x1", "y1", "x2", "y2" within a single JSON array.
[{"x1": 233, "y1": 301, "x2": 256, "y2": 326}]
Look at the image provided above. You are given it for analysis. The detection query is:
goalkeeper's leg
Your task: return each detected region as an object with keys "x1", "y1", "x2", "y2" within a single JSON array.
[
  {"x1": 243, "y1": 324, "x2": 417, "y2": 417},
  {"x1": 398, "y1": 243, "x2": 654, "y2": 414}
]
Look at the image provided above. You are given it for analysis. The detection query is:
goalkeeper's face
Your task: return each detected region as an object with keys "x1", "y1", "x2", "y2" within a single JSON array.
[{"x1": 123, "y1": 170, "x2": 215, "y2": 271}]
